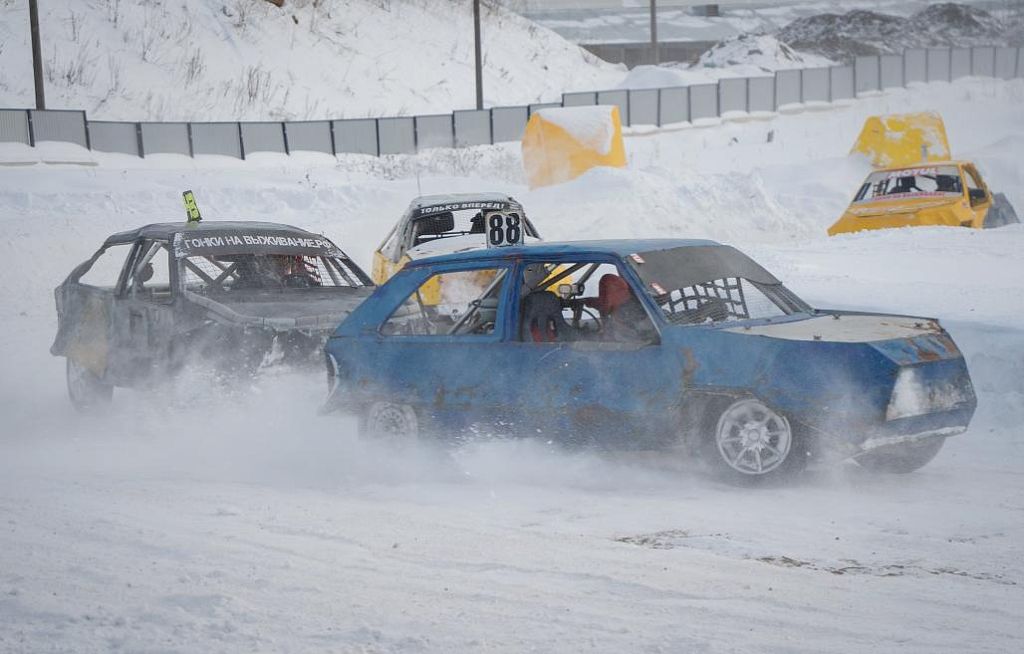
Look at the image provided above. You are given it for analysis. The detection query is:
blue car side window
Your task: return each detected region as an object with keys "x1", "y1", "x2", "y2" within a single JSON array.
[
  {"x1": 518, "y1": 260, "x2": 658, "y2": 344},
  {"x1": 381, "y1": 267, "x2": 507, "y2": 337}
]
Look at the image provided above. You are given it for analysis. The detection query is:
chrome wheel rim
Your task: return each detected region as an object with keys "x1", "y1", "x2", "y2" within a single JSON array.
[
  {"x1": 366, "y1": 402, "x2": 418, "y2": 444},
  {"x1": 715, "y1": 398, "x2": 792, "y2": 475}
]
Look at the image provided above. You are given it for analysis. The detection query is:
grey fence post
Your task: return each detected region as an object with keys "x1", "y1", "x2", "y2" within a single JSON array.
[
  {"x1": 237, "y1": 122, "x2": 245, "y2": 160},
  {"x1": 970, "y1": 46, "x2": 974, "y2": 75},
  {"x1": 281, "y1": 122, "x2": 289, "y2": 155},
  {"x1": 686, "y1": 88, "x2": 692, "y2": 123},
  {"x1": 745, "y1": 77, "x2": 750, "y2": 112},
  {"x1": 26, "y1": 110, "x2": 35, "y2": 146},
  {"x1": 135, "y1": 122, "x2": 145, "y2": 157},
  {"x1": 328, "y1": 120, "x2": 337, "y2": 155},
  {"x1": 186, "y1": 123, "x2": 195, "y2": 157},
  {"x1": 656, "y1": 88, "x2": 662, "y2": 127},
  {"x1": 488, "y1": 109, "x2": 494, "y2": 145},
  {"x1": 82, "y1": 111, "x2": 91, "y2": 150},
  {"x1": 949, "y1": 48, "x2": 953, "y2": 81}
]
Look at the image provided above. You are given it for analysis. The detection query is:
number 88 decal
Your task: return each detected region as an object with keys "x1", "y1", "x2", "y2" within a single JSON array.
[{"x1": 486, "y1": 212, "x2": 522, "y2": 247}]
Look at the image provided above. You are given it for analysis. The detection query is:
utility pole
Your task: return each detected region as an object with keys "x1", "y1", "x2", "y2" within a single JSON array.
[
  {"x1": 473, "y1": 0, "x2": 483, "y2": 110},
  {"x1": 29, "y1": 0, "x2": 46, "y2": 109},
  {"x1": 650, "y1": 0, "x2": 659, "y2": 66}
]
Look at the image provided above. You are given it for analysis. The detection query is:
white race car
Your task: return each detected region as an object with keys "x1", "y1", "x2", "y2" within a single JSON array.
[{"x1": 371, "y1": 193, "x2": 542, "y2": 293}]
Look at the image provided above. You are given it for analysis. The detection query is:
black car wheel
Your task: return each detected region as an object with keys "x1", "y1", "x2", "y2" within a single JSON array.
[
  {"x1": 701, "y1": 396, "x2": 808, "y2": 484},
  {"x1": 66, "y1": 357, "x2": 113, "y2": 412},
  {"x1": 983, "y1": 193, "x2": 1019, "y2": 229},
  {"x1": 854, "y1": 437, "x2": 945, "y2": 474},
  {"x1": 360, "y1": 401, "x2": 420, "y2": 445}
]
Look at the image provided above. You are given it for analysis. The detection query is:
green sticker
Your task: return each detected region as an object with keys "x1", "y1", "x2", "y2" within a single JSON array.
[{"x1": 183, "y1": 190, "x2": 202, "y2": 223}]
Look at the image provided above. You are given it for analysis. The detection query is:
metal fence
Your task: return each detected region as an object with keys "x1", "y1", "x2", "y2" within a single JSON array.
[{"x1": 1, "y1": 45, "x2": 1020, "y2": 159}]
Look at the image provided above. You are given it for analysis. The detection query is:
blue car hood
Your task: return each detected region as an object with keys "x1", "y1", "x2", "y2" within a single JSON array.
[{"x1": 724, "y1": 314, "x2": 961, "y2": 364}]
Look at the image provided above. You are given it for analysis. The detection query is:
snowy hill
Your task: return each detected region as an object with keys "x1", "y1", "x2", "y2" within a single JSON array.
[
  {"x1": 776, "y1": 3, "x2": 1022, "y2": 61},
  {"x1": 0, "y1": 0, "x2": 624, "y2": 121},
  {"x1": 696, "y1": 33, "x2": 835, "y2": 72},
  {"x1": 611, "y1": 34, "x2": 834, "y2": 91}
]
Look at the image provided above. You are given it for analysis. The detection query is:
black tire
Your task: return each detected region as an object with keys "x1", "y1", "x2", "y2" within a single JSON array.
[
  {"x1": 66, "y1": 357, "x2": 113, "y2": 412},
  {"x1": 854, "y1": 437, "x2": 945, "y2": 474},
  {"x1": 698, "y1": 396, "x2": 809, "y2": 485},
  {"x1": 359, "y1": 401, "x2": 421, "y2": 445},
  {"x1": 983, "y1": 193, "x2": 1020, "y2": 229}
]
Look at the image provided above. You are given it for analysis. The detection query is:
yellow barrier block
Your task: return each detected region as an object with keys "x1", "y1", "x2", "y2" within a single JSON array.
[
  {"x1": 522, "y1": 105, "x2": 627, "y2": 189},
  {"x1": 851, "y1": 112, "x2": 951, "y2": 168}
]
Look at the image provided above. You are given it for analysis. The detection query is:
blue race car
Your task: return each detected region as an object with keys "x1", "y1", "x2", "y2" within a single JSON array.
[{"x1": 323, "y1": 239, "x2": 976, "y2": 482}]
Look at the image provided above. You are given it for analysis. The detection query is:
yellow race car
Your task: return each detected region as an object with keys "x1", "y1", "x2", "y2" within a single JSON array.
[{"x1": 829, "y1": 161, "x2": 1019, "y2": 236}]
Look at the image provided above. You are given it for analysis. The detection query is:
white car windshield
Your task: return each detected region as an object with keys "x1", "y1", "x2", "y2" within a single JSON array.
[
  {"x1": 409, "y1": 208, "x2": 538, "y2": 249},
  {"x1": 182, "y1": 253, "x2": 367, "y2": 293}
]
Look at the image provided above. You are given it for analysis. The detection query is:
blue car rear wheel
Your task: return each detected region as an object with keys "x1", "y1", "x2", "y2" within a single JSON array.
[{"x1": 360, "y1": 401, "x2": 421, "y2": 445}]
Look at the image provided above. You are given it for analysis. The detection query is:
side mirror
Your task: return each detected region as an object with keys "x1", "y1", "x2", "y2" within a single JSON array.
[{"x1": 137, "y1": 263, "x2": 154, "y2": 283}]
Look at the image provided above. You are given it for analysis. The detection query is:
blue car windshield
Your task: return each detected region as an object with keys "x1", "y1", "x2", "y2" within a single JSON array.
[{"x1": 627, "y1": 246, "x2": 811, "y2": 325}]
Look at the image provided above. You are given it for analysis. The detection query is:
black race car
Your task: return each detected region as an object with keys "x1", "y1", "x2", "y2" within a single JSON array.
[{"x1": 51, "y1": 221, "x2": 373, "y2": 410}]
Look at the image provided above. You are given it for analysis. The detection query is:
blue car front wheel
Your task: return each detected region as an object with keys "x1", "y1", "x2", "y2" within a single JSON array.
[{"x1": 704, "y1": 397, "x2": 808, "y2": 483}]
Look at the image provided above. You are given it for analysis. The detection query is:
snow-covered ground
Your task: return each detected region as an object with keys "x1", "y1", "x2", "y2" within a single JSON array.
[{"x1": 1, "y1": 77, "x2": 1023, "y2": 652}]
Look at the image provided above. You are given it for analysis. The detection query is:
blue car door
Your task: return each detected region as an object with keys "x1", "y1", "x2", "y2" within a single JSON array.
[
  {"x1": 508, "y1": 340, "x2": 678, "y2": 448},
  {"x1": 361, "y1": 263, "x2": 524, "y2": 436},
  {"x1": 509, "y1": 259, "x2": 682, "y2": 448}
]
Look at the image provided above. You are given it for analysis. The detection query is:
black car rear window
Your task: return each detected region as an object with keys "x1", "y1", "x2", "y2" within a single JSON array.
[{"x1": 627, "y1": 246, "x2": 810, "y2": 325}]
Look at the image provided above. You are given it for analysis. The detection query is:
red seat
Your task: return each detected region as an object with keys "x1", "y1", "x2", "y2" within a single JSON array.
[{"x1": 595, "y1": 274, "x2": 631, "y2": 317}]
